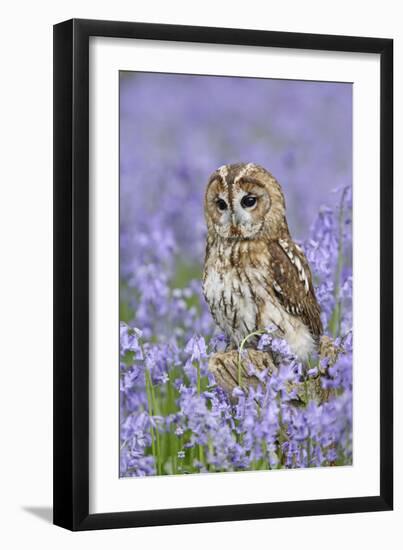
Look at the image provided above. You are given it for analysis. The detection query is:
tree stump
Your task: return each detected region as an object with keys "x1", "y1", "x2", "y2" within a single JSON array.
[
  {"x1": 208, "y1": 336, "x2": 342, "y2": 404},
  {"x1": 208, "y1": 349, "x2": 276, "y2": 395}
]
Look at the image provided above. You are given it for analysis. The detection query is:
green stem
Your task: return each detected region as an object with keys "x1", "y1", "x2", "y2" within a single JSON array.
[
  {"x1": 145, "y1": 370, "x2": 157, "y2": 466},
  {"x1": 178, "y1": 434, "x2": 183, "y2": 472},
  {"x1": 331, "y1": 188, "x2": 347, "y2": 338},
  {"x1": 167, "y1": 378, "x2": 177, "y2": 474},
  {"x1": 207, "y1": 439, "x2": 214, "y2": 472},
  {"x1": 277, "y1": 393, "x2": 285, "y2": 467},
  {"x1": 146, "y1": 369, "x2": 162, "y2": 475},
  {"x1": 306, "y1": 430, "x2": 311, "y2": 468},
  {"x1": 196, "y1": 361, "x2": 205, "y2": 466},
  {"x1": 237, "y1": 330, "x2": 266, "y2": 387},
  {"x1": 198, "y1": 444, "x2": 205, "y2": 464},
  {"x1": 137, "y1": 338, "x2": 159, "y2": 470}
]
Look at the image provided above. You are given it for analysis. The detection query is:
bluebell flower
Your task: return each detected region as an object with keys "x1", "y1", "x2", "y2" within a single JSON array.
[
  {"x1": 119, "y1": 73, "x2": 353, "y2": 476},
  {"x1": 120, "y1": 323, "x2": 143, "y2": 359}
]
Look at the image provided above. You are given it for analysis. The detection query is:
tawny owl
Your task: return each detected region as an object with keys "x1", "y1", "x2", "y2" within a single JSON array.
[{"x1": 202, "y1": 162, "x2": 323, "y2": 361}]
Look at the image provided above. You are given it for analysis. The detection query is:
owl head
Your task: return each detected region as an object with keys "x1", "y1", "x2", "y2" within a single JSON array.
[{"x1": 204, "y1": 162, "x2": 287, "y2": 240}]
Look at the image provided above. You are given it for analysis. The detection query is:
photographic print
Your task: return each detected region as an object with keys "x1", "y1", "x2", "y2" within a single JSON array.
[
  {"x1": 54, "y1": 19, "x2": 393, "y2": 529},
  {"x1": 119, "y1": 71, "x2": 353, "y2": 478}
]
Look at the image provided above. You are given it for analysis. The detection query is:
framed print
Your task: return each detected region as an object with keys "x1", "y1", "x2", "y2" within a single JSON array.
[{"x1": 53, "y1": 19, "x2": 393, "y2": 530}]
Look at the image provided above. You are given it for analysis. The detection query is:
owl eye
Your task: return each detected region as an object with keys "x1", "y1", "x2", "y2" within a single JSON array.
[
  {"x1": 241, "y1": 195, "x2": 257, "y2": 208},
  {"x1": 216, "y1": 198, "x2": 228, "y2": 211}
]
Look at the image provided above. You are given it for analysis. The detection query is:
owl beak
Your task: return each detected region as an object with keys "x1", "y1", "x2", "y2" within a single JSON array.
[
  {"x1": 232, "y1": 212, "x2": 241, "y2": 225},
  {"x1": 229, "y1": 225, "x2": 241, "y2": 237},
  {"x1": 230, "y1": 215, "x2": 242, "y2": 236}
]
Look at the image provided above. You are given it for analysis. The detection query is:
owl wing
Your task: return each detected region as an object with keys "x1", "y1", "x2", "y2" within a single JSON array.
[{"x1": 267, "y1": 239, "x2": 323, "y2": 338}]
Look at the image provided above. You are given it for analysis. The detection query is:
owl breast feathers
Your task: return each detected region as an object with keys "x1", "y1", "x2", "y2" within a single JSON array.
[{"x1": 202, "y1": 162, "x2": 323, "y2": 361}]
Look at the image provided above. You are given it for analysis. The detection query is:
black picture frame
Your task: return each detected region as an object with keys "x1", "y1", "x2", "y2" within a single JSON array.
[{"x1": 53, "y1": 18, "x2": 393, "y2": 531}]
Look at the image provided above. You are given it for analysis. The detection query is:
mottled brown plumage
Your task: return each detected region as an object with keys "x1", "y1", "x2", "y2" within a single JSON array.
[
  {"x1": 202, "y1": 163, "x2": 322, "y2": 361},
  {"x1": 268, "y1": 239, "x2": 323, "y2": 338}
]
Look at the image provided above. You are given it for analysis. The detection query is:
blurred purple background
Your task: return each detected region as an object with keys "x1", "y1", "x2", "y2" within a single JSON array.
[{"x1": 120, "y1": 72, "x2": 352, "y2": 269}]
